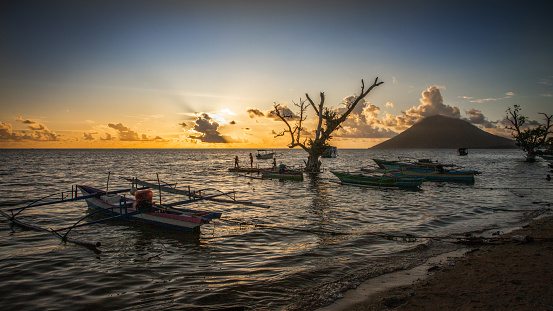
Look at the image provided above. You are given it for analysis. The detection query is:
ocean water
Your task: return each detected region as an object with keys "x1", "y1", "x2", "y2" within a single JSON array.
[{"x1": 0, "y1": 148, "x2": 552, "y2": 310}]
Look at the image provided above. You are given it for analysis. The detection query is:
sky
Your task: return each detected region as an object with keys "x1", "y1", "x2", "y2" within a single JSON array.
[{"x1": 1, "y1": 0, "x2": 553, "y2": 149}]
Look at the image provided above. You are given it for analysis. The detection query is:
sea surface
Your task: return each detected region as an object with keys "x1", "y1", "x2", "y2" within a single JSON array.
[{"x1": 0, "y1": 149, "x2": 552, "y2": 311}]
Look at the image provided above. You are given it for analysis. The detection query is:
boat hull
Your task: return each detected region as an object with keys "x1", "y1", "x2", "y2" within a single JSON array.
[
  {"x1": 78, "y1": 185, "x2": 212, "y2": 232},
  {"x1": 373, "y1": 159, "x2": 476, "y2": 182},
  {"x1": 229, "y1": 167, "x2": 260, "y2": 173},
  {"x1": 261, "y1": 170, "x2": 303, "y2": 181},
  {"x1": 331, "y1": 171, "x2": 423, "y2": 188},
  {"x1": 390, "y1": 169, "x2": 475, "y2": 182}
]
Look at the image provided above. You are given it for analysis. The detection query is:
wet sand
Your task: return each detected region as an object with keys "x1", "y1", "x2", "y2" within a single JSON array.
[{"x1": 319, "y1": 215, "x2": 553, "y2": 311}]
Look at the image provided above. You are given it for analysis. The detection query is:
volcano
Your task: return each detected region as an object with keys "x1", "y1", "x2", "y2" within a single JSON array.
[{"x1": 370, "y1": 115, "x2": 516, "y2": 149}]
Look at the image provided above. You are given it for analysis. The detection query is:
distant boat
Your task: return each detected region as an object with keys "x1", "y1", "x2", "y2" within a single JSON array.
[
  {"x1": 457, "y1": 148, "x2": 468, "y2": 156},
  {"x1": 373, "y1": 158, "x2": 480, "y2": 183},
  {"x1": 256, "y1": 150, "x2": 275, "y2": 159},
  {"x1": 331, "y1": 171, "x2": 423, "y2": 188},
  {"x1": 322, "y1": 146, "x2": 338, "y2": 158}
]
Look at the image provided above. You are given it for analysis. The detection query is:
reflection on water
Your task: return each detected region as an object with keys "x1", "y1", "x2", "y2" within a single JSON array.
[{"x1": 0, "y1": 149, "x2": 552, "y2": 310}]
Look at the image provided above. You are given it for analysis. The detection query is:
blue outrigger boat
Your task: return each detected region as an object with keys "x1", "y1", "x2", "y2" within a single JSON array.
[
  {"x1": 331, "y1": 171, "x2": 424, "y2": 188},
  {"x1": 373, "y1": 158, "x2": 480, "y2": 183}
]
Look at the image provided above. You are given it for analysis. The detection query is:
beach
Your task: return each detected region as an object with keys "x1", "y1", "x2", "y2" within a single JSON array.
[{"x1": 319, "y1": 214, "x2": 553, "y2": 311}]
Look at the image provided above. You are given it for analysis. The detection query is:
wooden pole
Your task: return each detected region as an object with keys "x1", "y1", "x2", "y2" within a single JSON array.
[
  {"x1": 106, "y1": 171, "x2": 111, "y2": 193},
  {"x1": 157, "y1": 173, "x2": 162, "y2": 205}
]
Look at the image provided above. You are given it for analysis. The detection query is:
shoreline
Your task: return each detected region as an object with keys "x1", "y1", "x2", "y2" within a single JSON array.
[{"x1": 317, "y1": 215, "x2": 553, "y2": 311}]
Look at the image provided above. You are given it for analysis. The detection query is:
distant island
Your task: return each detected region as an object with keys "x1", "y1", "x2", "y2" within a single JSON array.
[{"x1": 370, "y1": 115, "x2": 516, "y2": 149}]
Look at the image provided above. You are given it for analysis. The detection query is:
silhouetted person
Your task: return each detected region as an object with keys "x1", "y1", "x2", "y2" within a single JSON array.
[
  {"x1": 249, "y1": 153, "x2": 253, "y2": 168},
  {"x1": 234, "y1": 156, "x2": 239, "y2": 168}
]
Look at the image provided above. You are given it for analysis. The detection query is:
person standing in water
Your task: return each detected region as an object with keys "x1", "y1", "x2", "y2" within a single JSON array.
[
  {"x1": 234, "y1": 156, "x2": 239, "y2": 168},
  {"x1": 249, "y1": 153, "x2": 253, "y2": 168}
]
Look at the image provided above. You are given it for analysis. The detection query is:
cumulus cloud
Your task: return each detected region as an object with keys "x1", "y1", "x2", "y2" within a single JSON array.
[
  {"x1": 367, "y1": 86, "x2": 462, "y2": 132},
  {"x1": 106, "y1": 123, "x2": 166, "y2": 142},
  {"x1": 0, "y1": 122, "x2": 15, "y2": 140},
  {"x1": 247, "y1": 108, "x2": 265, "y2": 118},
  {"x1": 464, "y1": 109, "x2": 495, "y2": 128},
  {"x1": 331, "y1": 97, "x2": 397, "y2": 139},
  {"x1": 4, "y1": 116, "x2": 61, "y2": 141},
  {"x1": 108, "y1": 123, "x2": 141, "y2": 141},
  {"x1": 83, "y1": 132, "x2": 95, "y2": 140},
  {"x1": 405, "y1": 86, "x2": 460, "y2": 119},
  {"x1": 101, "y1": 133, "x2": 113, "y2": 141},
  {"x1": 188, "y1": 113, "x2": 241, "y2": 143},
  {"x1": 267, "y1": 105, "x2": 299, "y2": 120}
]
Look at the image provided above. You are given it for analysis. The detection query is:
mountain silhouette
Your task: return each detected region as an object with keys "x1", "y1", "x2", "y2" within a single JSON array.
[{"x1": 370, "y1": 115, "x2": 516, "y2": 149}]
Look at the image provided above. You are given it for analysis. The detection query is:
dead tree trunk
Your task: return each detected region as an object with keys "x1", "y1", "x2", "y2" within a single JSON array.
[{"x1": 273, "y1": 78, "x2": 383, "y2": 172}]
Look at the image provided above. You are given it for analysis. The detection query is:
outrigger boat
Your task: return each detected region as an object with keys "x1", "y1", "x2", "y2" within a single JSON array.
[
  {"x1": 373, "y1": 158, "x2": 480, "y2": 183},
  {"x1": 331, "y1": 171, "x2": 423, "y2": 188},
  {"x1": 0, "y1": 175, "x2": 268, "y2": 249}
]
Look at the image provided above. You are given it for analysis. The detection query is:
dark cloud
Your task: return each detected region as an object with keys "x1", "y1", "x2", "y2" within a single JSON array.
[
  {"x1": 247, "y1": 108, "x2": 265, "y2": 118},
  {"x1": 464, "y1": 109, "x2": 495, "y2": 128},
  {"x1": 83, "y1": 132, "x2": 95, "y2": 140},
  {"x1": 101, "y1": 133, "x2": 113, "y2": 141},
  {"x1": 108, "y1": 123, "x2": 141, "y2": 141},
  {"x1": 229, "y1": 120, "x2": 236, "y2": 125},
  {"x1": 178, "y1": 122, "x2": 187, "y2": 128},
  {"x1": 267, "y1": 105, "x2": 299, "y2": 120},
  {"x1": 189, "y1": 113, "x2": 233, "y2": 143}
]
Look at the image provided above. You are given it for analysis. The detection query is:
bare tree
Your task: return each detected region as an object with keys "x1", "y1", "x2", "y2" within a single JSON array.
[
  {"x1": 505, "y1": 105, "x2": 553, "y2": 162},
  {"x1": 273, "y1": 78, "x2": 384, "y2": 172}
]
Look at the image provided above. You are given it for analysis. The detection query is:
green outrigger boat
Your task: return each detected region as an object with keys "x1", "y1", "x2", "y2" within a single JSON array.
[{"x1": 331, "y1": 171, "x2": 424, "y2": 188}]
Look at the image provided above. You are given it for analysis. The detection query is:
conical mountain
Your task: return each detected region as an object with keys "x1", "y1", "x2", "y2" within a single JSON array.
[{"x1": 370, "y1": 115, "x2": 516, "y2": 149}]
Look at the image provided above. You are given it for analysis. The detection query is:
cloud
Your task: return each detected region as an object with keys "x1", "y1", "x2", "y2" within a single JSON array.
[
  {"x1": 108, "y1": 123, "x2": 141, "y2": 141},
  {"x1": 464, "y1": 109, "x2": 495, "y2": 128},
  {"x1": 334, "y1": 86, "x2": 462, "y2": 138},
  {"x1": 229, "y1": 120, "x2": 236, "y2": 125},
  {"x1": 247, "y1": 108, "x2": 265, "y2": 118},
  {"x1": 178, "y1": 122, "x2": 187, "y2": 128},
  {"x1": 405, "y1": 86, "x2": 460, "y2": 119},
  {"x1": 101, "y1": 133, "x2": 113, "y2": 141},
  {"x1": 83, "y1": 132, "x2": 95, "y2": 140},
  {"x1": 188, "y1": 113, "x2": 240, "y2": 143},
  {"x1": 106, "y1": 123, "x2": 166, "y2": 142},
  {"x1": 8, "y1": 116, "x2": 61, "y2": 141},
  {"x1": 0, "y1": 122, "x2": 16, "y2": 140},
  {"x1": 458, "y1": 91, "x2": 515, "y2": 103},
  {"x1": 267, "y1": 105, "x2": 299, "y2": 120},
  {"x1": 332, "y1": 97, "x2": 398, "y2": 139}
]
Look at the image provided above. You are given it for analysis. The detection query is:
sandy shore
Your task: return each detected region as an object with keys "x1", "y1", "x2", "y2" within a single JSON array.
[{"x1": 318, "y1": 215, "x2": 553, "y2": 311}]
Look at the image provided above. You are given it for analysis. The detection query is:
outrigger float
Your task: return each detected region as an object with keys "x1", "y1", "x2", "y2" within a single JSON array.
[{"x1": 0, "y1": 174, "x2": 268, "y2": 250}]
